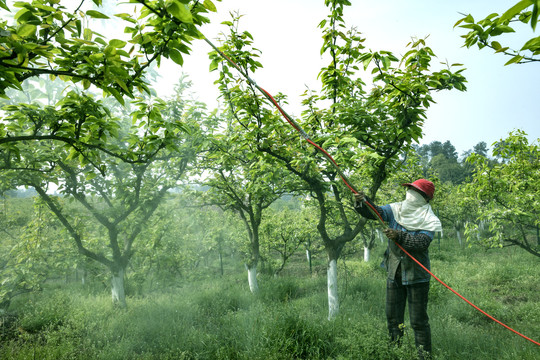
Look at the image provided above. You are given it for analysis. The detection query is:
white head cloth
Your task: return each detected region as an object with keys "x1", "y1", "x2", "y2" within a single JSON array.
[{"x1": 389, "y1": 189, "x2": 443, "y2": 233}]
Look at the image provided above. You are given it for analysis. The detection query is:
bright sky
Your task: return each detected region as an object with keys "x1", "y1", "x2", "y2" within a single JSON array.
[{"x1": 159, "y1": 0, "x2": 539, "y2": 157}]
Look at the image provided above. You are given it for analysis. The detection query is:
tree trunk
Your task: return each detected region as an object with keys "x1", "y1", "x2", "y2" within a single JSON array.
[
  {"x1": 327, "y1": 258, "x2": 339, "y2": 320},
  {"x1": 247, "y1": 265, "x2": 259, "y2": 293},
  {"x1": 377, "y1": 229, "x2": 385, "y2": 243},
  {"x1": 306, "y1": 249, "x2": 312, "y2": 275},
  {"x1": 363, "y1": 246, "x2": 371, "y2": 262},
  {"x1": 219, "y1": 252, "x2": 224, "y2": 276},
  {"x1": 325, "y1": 238, "x2": 343, "y2": 320},
  {"x1": 81, "y1": 267, "x2": 87, "y2": 285},
  {"x1": 456, "y1": 228, "x2": 462, "y2": 247},
  {"x1": 111, "y1": 268, "x2": 127, "y2": 308}
]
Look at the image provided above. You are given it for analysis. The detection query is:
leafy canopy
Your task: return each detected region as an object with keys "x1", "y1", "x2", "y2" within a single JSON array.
[
  {"x1": 464, "y1": 130, "x2": 540, "y2": 257},
  {"x1": 0, "y1": 0, "x2": 218, "y2": 103},
  {"x1": 456, "y1": 0, "x2": 540, "y2": 65}
]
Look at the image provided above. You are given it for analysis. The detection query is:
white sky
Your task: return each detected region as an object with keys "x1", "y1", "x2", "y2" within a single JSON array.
[{"x1": 157, "y1": 0, "x2": 539, "y2": 156}]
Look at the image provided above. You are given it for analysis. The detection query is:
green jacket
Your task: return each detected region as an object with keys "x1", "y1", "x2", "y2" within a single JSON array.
[{"x1": 356, "y1": 202, "x2": 434, "y2": 285}]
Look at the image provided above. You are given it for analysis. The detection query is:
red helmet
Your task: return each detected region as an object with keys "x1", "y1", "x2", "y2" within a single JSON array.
[{"x1": 402, "y1": 179, "x2": 435, "y2": 200}]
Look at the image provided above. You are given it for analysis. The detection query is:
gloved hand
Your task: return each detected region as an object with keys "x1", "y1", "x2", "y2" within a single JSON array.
[
  {"x1": 353, "y1": 191, "x2": 365, "y2": 207},
  {"x1": 384, "y1": 228, "x2": 401, "y2": 242}
]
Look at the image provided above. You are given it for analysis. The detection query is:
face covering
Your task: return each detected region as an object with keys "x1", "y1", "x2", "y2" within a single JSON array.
[
  {"x1": 404, "y1": 188, "x2": 426, "y2": 205},
  {"x1": 389, "y1": 189, "x2": 442, "y2": 233}
]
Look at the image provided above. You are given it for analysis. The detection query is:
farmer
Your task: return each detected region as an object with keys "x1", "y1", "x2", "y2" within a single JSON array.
[{"x1": 354, "y1": 179, "x2": 442, "y2": 359}]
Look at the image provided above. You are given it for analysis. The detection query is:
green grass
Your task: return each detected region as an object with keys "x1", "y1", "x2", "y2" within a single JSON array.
[{"x1": 1, "y1": 240, "x2": 539, "y2": 359}]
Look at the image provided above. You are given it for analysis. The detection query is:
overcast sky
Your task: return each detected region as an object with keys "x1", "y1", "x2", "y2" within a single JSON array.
[{"x1": 158, "y1": 0, "x2": 539, "y2": 157}]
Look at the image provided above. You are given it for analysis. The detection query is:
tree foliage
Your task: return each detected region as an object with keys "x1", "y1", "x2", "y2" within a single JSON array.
[
  {"x1": 0, "y1": 77, "x2": 206, "y2": 306},
  {"x1": 0, "y1": 0, "x2": 217, "y2": 102},
  {"x1": 198, "y1": 106, "x2": 299, "y2": 281},
  {"x1": 456, "y1": 0, "x2": 540, "y2": 65},
  {"x1": 464, "y1": 130, "x2": 539, "y2": 257},
  {"x1": 208, "y1": 0, "x2": 467, "y2": 318},
  {"x1": 260, "y1": 206, "x2": 314, "y2": 276},
  {"x1": 0, "y1": 196, "x2": 41, "y2": 309}
]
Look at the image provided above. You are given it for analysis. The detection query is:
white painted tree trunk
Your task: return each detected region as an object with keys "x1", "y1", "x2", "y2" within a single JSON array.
[
  {"x1": 377, "y1": 229, "x2": 385, "y2": 243},
  {"x1": 327, "y1": 259, "x2": 339, "y2": 320},
  {"x1": 111, "y1": 269, "x2": 127, "y2": 308},
  {"x1": 363, "y1": 246, "x2": 371, "y2": 262},
  {"x1": 247, "y1": 265, "x2": 259, "y2": 293},
  {"x1": 456, "y1": 229, "x2": 462, "y2": 246},
  {"x1": 306, "y1": 249, "x2": 311, "y2": 263}
]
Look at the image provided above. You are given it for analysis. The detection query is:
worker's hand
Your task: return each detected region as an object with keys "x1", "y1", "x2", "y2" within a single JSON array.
[
  {"x1": 384, "y1": 228, "x2": 401, "y2": 242},
  {"x1": 353, "y1": 191, "x2": 365, "y2": 206}
]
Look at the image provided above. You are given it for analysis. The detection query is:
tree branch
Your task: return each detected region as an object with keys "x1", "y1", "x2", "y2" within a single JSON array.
[{"x1": 33, "y1": 184, "x2": 113, "y2": 267}]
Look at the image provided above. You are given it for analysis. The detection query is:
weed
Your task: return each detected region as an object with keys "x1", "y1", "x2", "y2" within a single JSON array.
[
  {"x1": 259, "y1": 306, "x2": 335, "y2": 359},
  {"x1": 258, "y1": 277, "x2": 302, "y2": 303}
]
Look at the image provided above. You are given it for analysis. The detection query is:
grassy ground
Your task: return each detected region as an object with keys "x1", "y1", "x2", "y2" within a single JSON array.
[{"x1": 1, "y1": 240, "x2": 539, "y2": 359}]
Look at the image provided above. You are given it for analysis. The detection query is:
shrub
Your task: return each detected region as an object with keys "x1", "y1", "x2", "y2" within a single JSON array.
[{"x1": 18, "y1": 292, "x2": 72, "y2": 334}]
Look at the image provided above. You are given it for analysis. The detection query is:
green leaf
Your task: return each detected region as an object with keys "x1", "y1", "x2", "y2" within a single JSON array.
[
  {"x1": 107, "y1": 87, "x2": 125, "y2": 105},
  {"x1": 203, "y1": 0, "x2": 217, "y2": 12},
  {"x1": 66, "y1": 148, "x2": 78, "y2": 161},
  {"x1": 455, "y1": 14, "x2": 474, "y2": 28},
  {"x1": 75, "y1": 19, "x2": 82, "y2": 37},
  {"x1": 504, "y1": 54, "x2": 524, "y2": 65},
  {"x1": 169, "y1": 48, "x2": 184, "y2": 65},
  {"x1": 521, "y1": 36, "x2": 540, "y2": 51},
  {"x1": 167, "y1": 1, "x2": 193, "y2": 23},
  {"x1": 89, "y1": 53, "x2": 104, "y2": 62},
  {"x1": 83, "y1": 28, "x2": 92, "y2": 41},
  {"x1": 103, "y1": 45, "x2": 116, "y2": 57},
  {"x1": 491, "y1": 41, "x2": 502, "y2": 50},
  {"x1": 14, "y1": 8, "x2": 29, "y2": 20},
  {"x1": 86, "y1": 10, "x2": 110, "y2": 19},
  {"x1": 95, "y1": 37, "x2": 107, "y2": 46},
  {"x1": 109, "y1": 39, "x2": 126, "y2": 48},
  {"x1": 114, "y1": 78, "x2": 130, "y2": 94},
  {"x1": 17, "y1": 24, "x2": 36, "y2": 37},
  {"x1": 209, "y1": 59, "x2": 219, "y2": 71},
  {"x1": 115, "y1": 13, "x2": 137, "y2": 24},
  {"x1": 531, "y1": 0, "x2": 539, "y2": 31},
  {"x1": 0, "y1": 0, "x2": 9, "y2": 11},
  {"x1": 494, "y1": 24, "x2": 516, "y2": 34},
  {"x1": 464, "y1": 14, "x2": 475, "y2": 23},
  {"x1": 500, "y1": 0, "x2": 533, "y2": 23},
  {"x1": 362, "y1": 53, "x2": 374, "y2": 70}
]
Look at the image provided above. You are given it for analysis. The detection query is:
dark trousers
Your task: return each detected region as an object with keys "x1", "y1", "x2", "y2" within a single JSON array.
[{"x1": 386, "y1": 276, "x2": 431, "y2": 356}]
